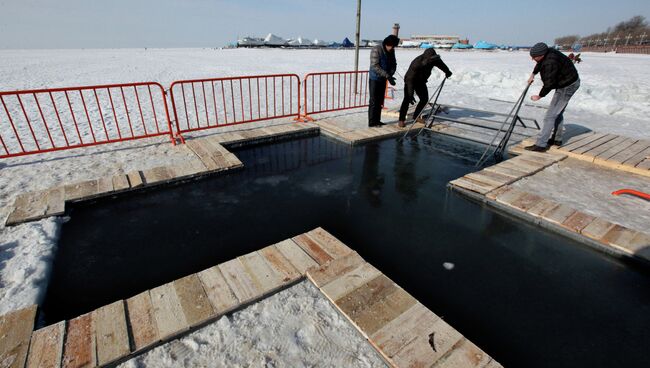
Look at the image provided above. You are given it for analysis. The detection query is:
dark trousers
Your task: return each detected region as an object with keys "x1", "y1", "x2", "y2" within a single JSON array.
[
  {"x1": 399, "y1": 82, "x2": 428, "y2": 121},
  {"x1": 368, "y1": 79, "x2": 386, "y2": 125}
]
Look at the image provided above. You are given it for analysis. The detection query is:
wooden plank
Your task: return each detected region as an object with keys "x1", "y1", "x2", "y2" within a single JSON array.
[
  {"x1": 112, "y1": 174, "x2": 131, "y2": 191},
  {"x1": 527, "y1": 199, "x2": 559, "y2": 218},
  {"x1": 560, "y1": 132, "x2": 608, "y2": 152},
  {"x1": 171, "y1": 157, "x2": 207, "y2": 178},
  {"x1": 141, "y1": 166, "x2": 173, "y2": 185},
  {"x1": 239, "y1": 252, "x2": 284, "y2": 294},
  {"x1": 320, "y1": 262, "x2": 382, "y2": 301},
  {"x1": 485, "y1": 185, "x2": 512, "y2": 201},
  {"x1": 6, "y1": 191, "x2": 48, "y2": 225},
  {"x1": 542, "y1": 204, "x2": 577, "y2": 226},
  {"x1": 482, "y1": 165, "x2": 524, "y2": 180},
  {"x1": 562, "y1": 211, "x2": 597, "y2": 233},
  {"x1": 509, "y1": 192, "x2": 545, "y2": 212},
  {"x1": 375, "y1": 305, "x2": 464, "y2": 367},
  {"x1": 274, "y1": 239, "x2": 319, "y2": 274},
  {"x1": 94, "y1": 300, "x2": 130, "y2": 366},
  {"x1": 494, "y1": 187, "x2": 527, "y2": 207},
  {"x1": 45, "y1": 187, "x2": 65, "y2": 216},
  {"x1": 258, "y1": 245, "x2": 301, "y2": 284},
  {"x1": 62, "y1": 312, "x2": 96, "y2": 368},
  {"x1": 64, "y1": 180, "x2": 99, "y2": 201},
  {"x1": 560, "y1": 131, "x2": 595, "y2": 146},
  {"x1": 622, "y1": 146, "x2": 650, "y2": 167},
  {"x1": 448, "y1": 177, "x2": 494, "y2": 195},
  {"x1": 336, "y1": 274, "x2": 397, "y2": 319},
  {"x1": 347, "y1": 286, "x2": 418, "y2": 337},
  {"x1": 150, "y1": 283, "x2": 189, "y2": 340},
  {"x1": 197, "y1": 266, "x2": 240, "y2": 314},
  {"x1": 601, "y1": 225, "x2": 640, "y2": 254},
  {"x1": 497, "y1": 159, "x2": 542, "y2": 175},
  {"x1": 571, "y1": 134, "x2": 617, "y2": 155},
  {"x1": 593, "y1": 137, "x2": 638, "y2": 160},
  {"x1": 26, "y1": 321, "x2": 65, "y2": 368},
  {"x1": 0, "y1": 305, "x2": 37, "y2": 368},
  {"x1": 306, "y1": 251, "x2": 366, "y2": 288},
  {"x1": 126, "y1": 171, "x2": 144, "y2": 188},
  {"x1": 96, "y1": 176, "x2": 114, "y2": 194},
  {"x1": 173, "y1": 274, "x2": 215, "y2": 327},
  {"x1": 637, "y1": 158, "x2": 650, "y2": 170},
  {"x1": 218, "y1": 258, "x2": 262, "y2": 304},
  {"x1": 305, "y1": 227, "x2": 352, "y2": 260},
  {"x1": 433, "y1": 338, "x2": 492, "y2": 367},
  {"x1": 465, "y1": 171, "x2": 512, "y2": 187},
  {"x1": 292, "y1": 233, "x2": 334, "y2": 265},
  {"x1": 581, "y1": 218, "x2": 616, "y2": 240},
  {"x1": 607, "y1": 140, "x2": 650, "y2": 165},
  {"x1": 126, "y1": 291, "x2": 160, "y2": 352},
  {"x1": 585, "y1": 135, "x2": 629, "y2": 158}
]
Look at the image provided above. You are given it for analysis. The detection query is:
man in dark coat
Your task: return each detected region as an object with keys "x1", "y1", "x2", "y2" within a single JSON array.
[
  {"x1": 368, "y1": 35, "x2": 399, "y2": 127},
  {"x1": 525, "y1": 42, "x2": 580, "y2": 151},
  {"x1": 398, "y1": 48, "x2": 452, "y2": 127}
]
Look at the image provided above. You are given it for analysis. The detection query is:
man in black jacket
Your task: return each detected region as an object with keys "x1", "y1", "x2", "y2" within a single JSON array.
[
  {"x1": 368, "y1": 35, "x2": 399, "y2": 127},
  {"x1": 525, "y1": 42, "x2": 580, "y2": 151},
  {"x1": 398, "y1": 48, "x2": 452, "y2": 128}
]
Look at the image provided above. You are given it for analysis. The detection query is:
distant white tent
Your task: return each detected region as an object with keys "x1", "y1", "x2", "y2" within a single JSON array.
[
  {"x1": 401, "y1": 40, "x2": 422, "y2": 48},
  {"x1": 264, "y1": 33, "x2": 287, "y2": 46},
  {"x1": 312, "y1": 39, "x2": 329, "y2": 47},
  {"x1": 287, "y1": 37, "x2": 313, "y2": 46}
]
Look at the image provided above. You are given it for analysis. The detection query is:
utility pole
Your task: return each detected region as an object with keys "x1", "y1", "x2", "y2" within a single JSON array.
[
  {"x1": 613, "y1": 35, "x2": 620, "y2": 47},
  {"x1": 625, "y1": 34, "x2": 632, "y2": 46},
  {"x1": 353, "y1": 0, "x2": 362, "y2": 94},
  {"x1": 639, "y1": 32, "x2": 647, "y2": 45}
]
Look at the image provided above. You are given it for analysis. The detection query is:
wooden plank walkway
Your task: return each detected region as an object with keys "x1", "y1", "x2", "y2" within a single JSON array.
[
  {"x1": 511, "y1": 132, "x2": 650, "y2": 177},
  {"x1": 0, "y1": 227, "x2": 502, "y2": 367},
  {"x1": 317, "y1": 120, "x2": 423, "y2": 145},
  {"x1": 5, "y1": 123, "x2": 317, "y2": 226},
  {"x1": 449, "y1": 156, "x2": 650, "y2": 264}
]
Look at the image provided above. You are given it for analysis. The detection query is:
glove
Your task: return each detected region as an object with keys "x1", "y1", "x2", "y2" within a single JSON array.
[
  {"x1": 388, "y1": 76, "x2": 396, "y2": 86},
  {"x1": 445, "y1": 71, "x2": 453, "y2": 78}
]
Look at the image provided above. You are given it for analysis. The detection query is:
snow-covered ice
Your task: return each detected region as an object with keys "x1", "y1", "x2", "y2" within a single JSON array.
[
  {"x1": 511, "y1": 158, "x2": 650, "y2": 233},
  {"x1": 118, "y1": 280, "x2": 387, "y2": 368},
  {"x1": 1, "y1": 48, "x2": 649, "y2": 315}
]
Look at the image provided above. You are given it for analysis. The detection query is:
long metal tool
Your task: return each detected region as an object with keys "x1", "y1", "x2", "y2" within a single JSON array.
[
  {"x1": 474, "y1": 81, "x2": 532, "y2": 167},
  {"x1": 399, "y1": 77, "x2": 447, "y2": 140}
]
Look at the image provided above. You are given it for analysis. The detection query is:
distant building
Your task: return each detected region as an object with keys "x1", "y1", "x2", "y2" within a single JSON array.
[{"x1": 406, "y1": 35, "x2": 460, "y2": 48}]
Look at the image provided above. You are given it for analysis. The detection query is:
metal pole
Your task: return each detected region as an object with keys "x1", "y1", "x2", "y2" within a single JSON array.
[{"x1": 353, "y1": 0, "x2": 361, "y2": 94}]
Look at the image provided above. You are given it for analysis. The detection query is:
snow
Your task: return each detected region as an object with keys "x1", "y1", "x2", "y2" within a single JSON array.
[
  {"x1": 0, "y1": 47, "x2": 649, "y2": 315},
  {"x1": 511, "y1": 158, "x2": 650, "y2": 233},
  {"x1": 118, "y1": 280, "x2": 387, "y2": 368}
]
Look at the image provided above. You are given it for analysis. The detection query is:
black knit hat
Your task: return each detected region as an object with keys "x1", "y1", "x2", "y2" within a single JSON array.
[
  {"x1": 383, "y1": 35, "x2": 400, "y2": 47},
  {"x1": 530, "y1": 42, "x2": 549, "y2": 57}
]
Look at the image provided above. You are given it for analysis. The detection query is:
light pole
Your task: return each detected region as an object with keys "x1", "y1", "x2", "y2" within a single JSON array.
[{"x1": 353, "y1": 0, "x2": 362, "y2": 94}]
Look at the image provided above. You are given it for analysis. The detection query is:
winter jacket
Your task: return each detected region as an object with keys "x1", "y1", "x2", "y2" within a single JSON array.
[
  {"x1": 533, "y1": 48, "x2": 579, "y2": 97},
  {"x1": 404, "y1": 49, "x2": 451, "y2": 84},
  {"x1": 369, "y1": 44, "x2": 396, "y2": 81}
]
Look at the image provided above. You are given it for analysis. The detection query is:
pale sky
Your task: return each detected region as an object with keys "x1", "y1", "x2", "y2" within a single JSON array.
[{"x1": 0, "y1": 0, "x2": 648, "y2": 49}]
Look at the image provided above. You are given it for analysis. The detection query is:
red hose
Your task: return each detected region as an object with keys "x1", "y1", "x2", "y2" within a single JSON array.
[{"x1": 612, "y1": 189, "x2": 650, "y2": 201}]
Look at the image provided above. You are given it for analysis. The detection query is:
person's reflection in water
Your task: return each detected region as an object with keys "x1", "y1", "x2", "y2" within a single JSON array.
[
  {"x1": 394, "y1": 140, "x2": 419, "y2": 203},
  {"x1": 360, "y1": 143, "x2": 384, "y2": 207}
]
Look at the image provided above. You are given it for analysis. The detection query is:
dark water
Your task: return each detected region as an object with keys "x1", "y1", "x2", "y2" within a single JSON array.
[{"x1": 43, "y1": 133, "x2": 650, "y2": 367}]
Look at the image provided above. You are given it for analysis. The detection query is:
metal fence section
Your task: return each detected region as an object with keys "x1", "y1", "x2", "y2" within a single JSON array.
[
  {"x1": 0, "y1": 82, "x2": 173, "y2": 158},
  {"x1": 169, "y1": 74, "x2": 301, "y2": 134},
  {"x1": 302, "y1": 71, "x2": 369, "y2": 120}
]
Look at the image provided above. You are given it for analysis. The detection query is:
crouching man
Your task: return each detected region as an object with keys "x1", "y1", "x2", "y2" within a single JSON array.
[
  {"x1": 398, "y1": 48, "x2": 452, "y2": 128},
  {"x1": 525, "y1": 42, "x2": 580, "y2": 152}
]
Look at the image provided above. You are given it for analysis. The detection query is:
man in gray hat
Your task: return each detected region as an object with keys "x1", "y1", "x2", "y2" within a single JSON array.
[{"x1": 525, "y1": 42, "x2": 580, "y2": 152}]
